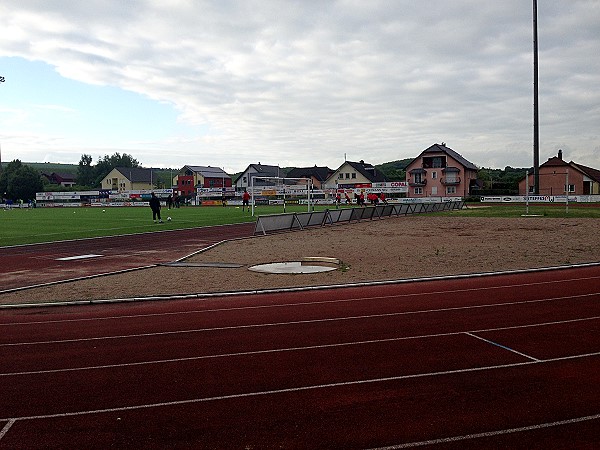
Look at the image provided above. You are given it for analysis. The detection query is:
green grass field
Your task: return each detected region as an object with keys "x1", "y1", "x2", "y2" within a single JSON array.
[
  {"x1": 0, "y1": 204, "x2": 331, "y2": 246},
  {"x1": 1, "y1": 203, "x2": 598, "y2": 247}
]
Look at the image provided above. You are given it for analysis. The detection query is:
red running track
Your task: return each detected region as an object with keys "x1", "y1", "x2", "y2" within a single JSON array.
[
  {"x1": 0, "y1": 222, "x2": 255, "y2": 291},
  {"x1": 1, "y1": 264, "x2": 600, "y2": 448}
]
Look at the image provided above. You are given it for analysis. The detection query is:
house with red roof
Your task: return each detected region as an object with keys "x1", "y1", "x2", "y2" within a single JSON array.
[
  {"x1": 405, "y1": 143, "x2": 480, "y2": 198},
  {"x1": 174, "y1": 165, "x2": 232, "y2": 198},
  {"x1": 519, "y1": 150, "x2": 600, "y2": 195}
]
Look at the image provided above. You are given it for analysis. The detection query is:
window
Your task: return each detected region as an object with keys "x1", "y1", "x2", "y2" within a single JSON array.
[
  {"x1": 351, "y1": 173, "x2": 356, "y2": 179},
  {"x1": 446, "y1": 186, "x2": 456, "y2": 195},
  {"x1": 432, "y1": 172, "x2": 437, "y2": 179},
  {"x1": 414, "y1": 187, "x2": 423, "y2": 195},
  {"x1": 414, "y1": 173, "x2": 423, "y2": 184},
  {"x1": 423, "y1": 156, "x2": 446, "y2": 168},
  {"x1": 338, "y1": 173, "x2": 344, "y2": 179},
  {"x1": 345, "y1": 173, "x2": 350, "y2": 179},
  {"x1": 565, "y1": 184, "x2": 575, "y2": 193}
]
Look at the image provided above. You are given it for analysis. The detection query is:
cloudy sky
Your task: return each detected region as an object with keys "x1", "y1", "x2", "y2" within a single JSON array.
[{"x1": 1, "y1": 1, "x2": 598, "y2": 174}]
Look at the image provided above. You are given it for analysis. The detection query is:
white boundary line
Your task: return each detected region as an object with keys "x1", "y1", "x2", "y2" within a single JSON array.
[
  {"x1": 2, "y1": 315, "x2": 599, "y2": 375},
  {"x1": 2, "y1": 351, "x2": 599, "y2": 423},
  {"x1": 0, "y1": 419, "x2": 15, "y2": 440},
  {"x1": 465, "y1": 332, "x2": 541, "y2": 361},
  {"x1": 3, "y1": 274, "x2": 599, "y2": 326},
  {"x1": 3, "y1": 292, "x2": 599, "y2": 347},
  {"x1": 367, "y1": 413, "x2": 600, "y2": 449}
]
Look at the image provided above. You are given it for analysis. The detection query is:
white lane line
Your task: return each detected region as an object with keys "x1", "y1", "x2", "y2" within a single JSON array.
[
  {"x1": 0, "y1": 419, "x2": 15, "y2": 441},
  {"x1": 465, "y1": 332, "x2": 540, "y2": 362},
  {"x1": 3, "y1": 276, "x2": 599, "y2": 327},
  {"x1": 55, "y1": 254, "x2": 103, "y2": 261},
  {"x1": 367, "y1": 413, "x2": 600, "y2": 449},
  {"x1": 2, "y1": 352, "x2": 600, "y2": 423},
  {"x1": 3, "y1": 298, "x2": 600, "y2": 348},
  {"x1": 2, "y1": 315, "x2": 598, "y2": 376}
]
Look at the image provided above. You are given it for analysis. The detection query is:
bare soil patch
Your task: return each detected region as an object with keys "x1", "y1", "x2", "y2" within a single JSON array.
[{"x1": 2, "y1": 216, "x2": 599, "y2": 305}]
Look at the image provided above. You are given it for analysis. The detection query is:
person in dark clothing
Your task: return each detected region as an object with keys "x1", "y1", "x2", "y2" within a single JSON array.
[{"x1": 149, "y1": 192, "x2": 163, "y2": 223}]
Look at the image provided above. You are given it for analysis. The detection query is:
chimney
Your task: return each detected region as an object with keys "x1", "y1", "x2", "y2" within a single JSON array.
[{"x1": 558, "y1": 149, "x2": 563, "y2": 160}]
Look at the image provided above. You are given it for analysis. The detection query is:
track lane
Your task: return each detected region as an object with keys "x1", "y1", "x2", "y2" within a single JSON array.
[
  {"x1": 2, "y1": 356, "x2": 599, "y2": 449},
  {"x1": 1, "y1": 266, "x2": 599, "y2": 447}
]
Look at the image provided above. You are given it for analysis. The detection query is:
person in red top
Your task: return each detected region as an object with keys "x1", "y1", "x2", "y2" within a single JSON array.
[{"x1": 242, "y1": 189, "x2": 251, "y2": 211}]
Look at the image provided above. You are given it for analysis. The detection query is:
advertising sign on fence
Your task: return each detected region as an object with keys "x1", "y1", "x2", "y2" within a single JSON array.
[{"x1": 481, "y1": 195, "x2": 598, "y2": 203}]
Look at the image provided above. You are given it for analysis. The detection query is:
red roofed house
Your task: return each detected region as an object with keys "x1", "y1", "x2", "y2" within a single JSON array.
[
  {"x1": 42, "y1": 172, "x2": 76, "y2": 188},
  {"x1": 174, "y1": 165, "x2": 232, "y2": 198},
  {"x1": 405, "y1": 143, "x2": 479, "y2": 198},
  {"x1": 519, "y1": 149, "x2": 600, "y2": 195}
]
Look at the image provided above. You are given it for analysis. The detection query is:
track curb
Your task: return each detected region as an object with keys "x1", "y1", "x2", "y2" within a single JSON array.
[{"x1": 2, "y1": 261, "x2": 599, "y2": 309}]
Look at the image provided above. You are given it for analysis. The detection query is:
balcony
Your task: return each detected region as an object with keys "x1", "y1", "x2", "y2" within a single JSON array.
[
  {"x1": 408, "y1": 179, "x2": 427, "y2": 187},
  {"x1": 441, "y1": 177, "x2": 461, "y2": 185}
]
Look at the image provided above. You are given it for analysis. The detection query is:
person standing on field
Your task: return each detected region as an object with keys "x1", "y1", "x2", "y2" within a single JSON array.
[
  {"x1": 242, "y1": 189, "x2": 250, "y2": 211},
  {"x1": 149, "y1": 192, "x2": 163, "y2": 223}
]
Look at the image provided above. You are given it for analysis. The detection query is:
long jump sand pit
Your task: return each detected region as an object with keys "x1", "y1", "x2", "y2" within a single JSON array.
[{"x1": 1, "y1": 215, "x2": 599, "y2": 305}]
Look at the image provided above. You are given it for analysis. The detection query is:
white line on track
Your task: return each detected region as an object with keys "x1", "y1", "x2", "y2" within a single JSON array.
[
  {"x1": 0, "y1": 419, "x2": 15, "y2": 440},
  {"x1": 2, "y1": 315, "x2": 598, "y2": 376},
  {"x1": 2, "y1": 293, "x2": 599, "y2": 347},
  {"x1": 3, "y1": 275, "x2": 599, "y2": 326},
  {"x1": 367, "y1": 413, "x2": 600, "y2": 449},
  {"x1": 2, "y1": 352, "x2": 600, "y2": 423},
  {"x1": 465, "y1": 332, "x2": 540, "y2": 361}
]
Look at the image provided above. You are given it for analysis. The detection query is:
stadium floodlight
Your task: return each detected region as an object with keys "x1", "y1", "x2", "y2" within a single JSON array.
[{"x1": 250, "y1": 176, "x2": 313, "y2": 216}]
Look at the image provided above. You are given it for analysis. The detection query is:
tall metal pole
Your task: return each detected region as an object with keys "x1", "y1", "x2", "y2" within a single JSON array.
[{"x1": 533, "y1": 0, "x2": 540, "y2": 194}]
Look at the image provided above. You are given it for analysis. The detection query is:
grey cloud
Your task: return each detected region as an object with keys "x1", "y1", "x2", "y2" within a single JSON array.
[{"x1": 1, "y1": 0, "x2": 598, "y2": 170}]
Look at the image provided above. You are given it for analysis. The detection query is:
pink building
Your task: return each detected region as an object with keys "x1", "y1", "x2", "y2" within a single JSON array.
[
  {"x1": 405, "y1": 143, "x2": 479, "y2": 198},
  {"x1": 519, "y1": 150, "x2": 600, "y2": 196}
]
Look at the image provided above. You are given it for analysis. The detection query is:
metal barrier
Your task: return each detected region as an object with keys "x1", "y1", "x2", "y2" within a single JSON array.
[{"x1": 253, "y1": 200, "x2": 465, "y2": 235}]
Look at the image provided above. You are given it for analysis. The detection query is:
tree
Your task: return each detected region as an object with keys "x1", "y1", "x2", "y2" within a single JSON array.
[
  {"x1": 0, "y1": 159, "x2": 44, "y2": 201},
  {"x1": 376, "y1": 159, "x2": 412, "y2": 181},
  {"x1": 77, "y1": 154, "x2": 95, "y2": 188},
  {"x1": 92, "y1": 152, "x2": 140, "y2": 187}
]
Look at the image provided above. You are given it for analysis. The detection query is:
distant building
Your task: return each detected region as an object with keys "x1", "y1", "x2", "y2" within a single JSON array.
[
  {"x1": 519, "y1": 149, "x2": 600, "y2": 195},
  {"x1": 285, "y1": 166, "x2": 333, "y2": 189},
  {"x1": 405, "y1": 143, "x2": 479, "y2": 198},
  {"x1": 103, "y1": 167, "x2": 158, "y2": 192},
  {"x1": 323, "y1": 160, "x2": 387, "y2": 188},
  {"x1": 42, "y1": 172, "x2": 76, "y2": 188},
  {"x1": 174, "y1": 165, "x2": 231, "y2": 198},
  {"x1": 234, "y1": 163, "x2": 282, "y2": 190}
]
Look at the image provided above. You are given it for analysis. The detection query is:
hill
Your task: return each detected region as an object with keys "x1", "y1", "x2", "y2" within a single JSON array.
[{"x1": 375, "y1": 158, "x2": 412, "y2": 181}]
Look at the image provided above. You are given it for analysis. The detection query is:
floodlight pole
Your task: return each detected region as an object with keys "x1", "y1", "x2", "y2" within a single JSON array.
[{"x1": 533, "y1": 0, "x2": 540, "y2": 194}]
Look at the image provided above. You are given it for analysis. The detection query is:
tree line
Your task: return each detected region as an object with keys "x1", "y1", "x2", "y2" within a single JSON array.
[
  {"x1": 1, "y1": 152, "x2": 140, "y2": 201},
  {"x1": 1, "y1": 152, "x2": 530, "y2": 202},
  {"x1": 76, "y1": 153, "x2": 140, "y2": 188}
]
